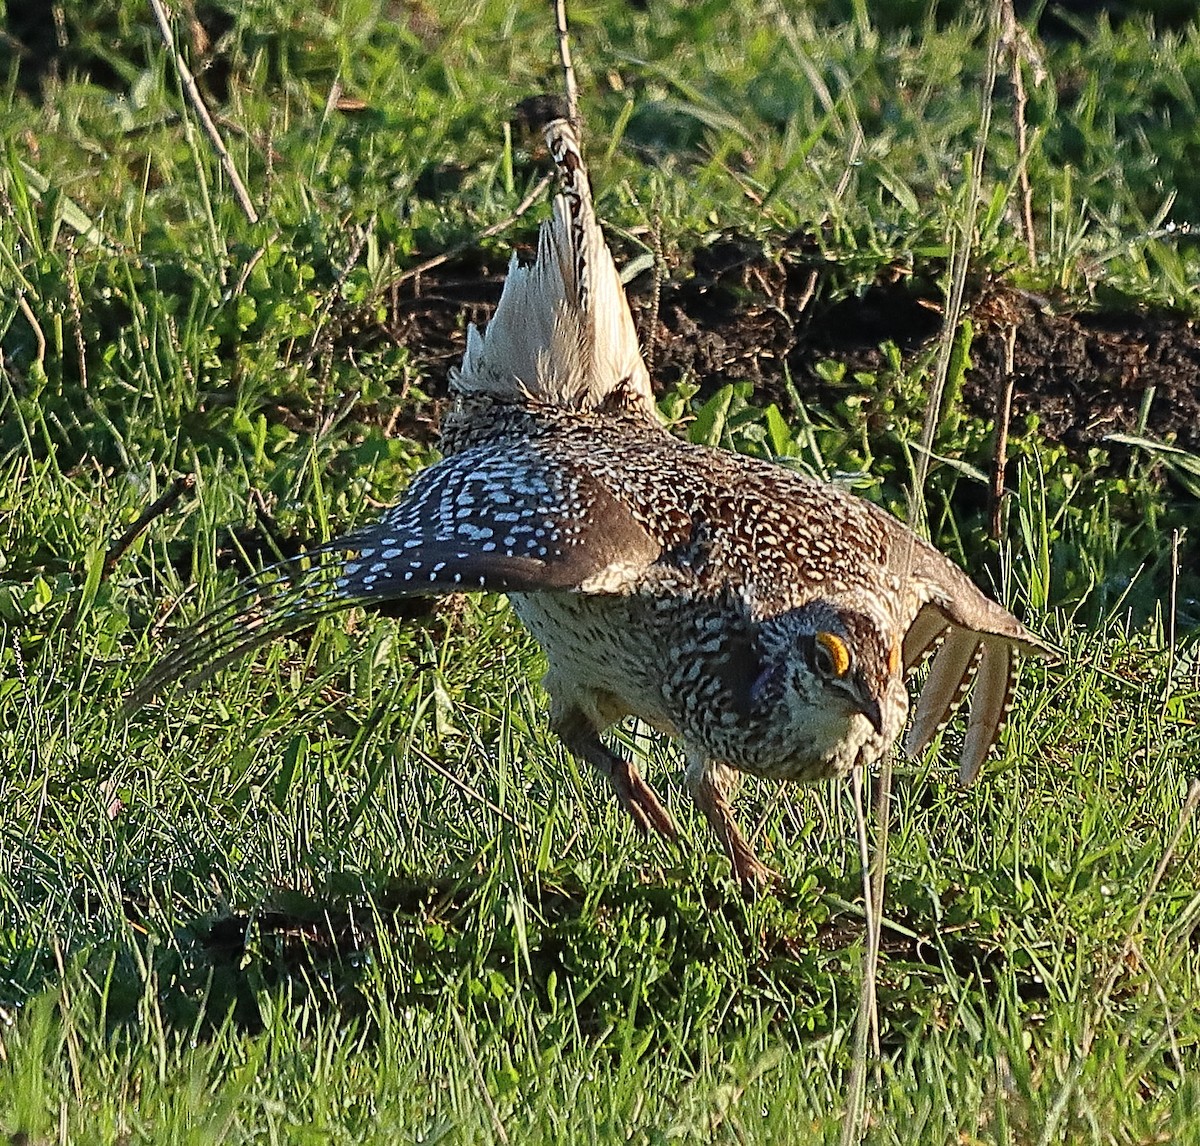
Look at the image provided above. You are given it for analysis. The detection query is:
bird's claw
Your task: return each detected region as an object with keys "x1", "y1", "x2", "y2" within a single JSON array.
[{"x1": 612, "y1": 759, "x2": 679, "y2": 842}]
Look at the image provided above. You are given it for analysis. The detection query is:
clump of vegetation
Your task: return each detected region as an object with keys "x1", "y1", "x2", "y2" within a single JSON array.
[{"x1": 1, "y1": 1, "x2": 1198, "y2": 1141}]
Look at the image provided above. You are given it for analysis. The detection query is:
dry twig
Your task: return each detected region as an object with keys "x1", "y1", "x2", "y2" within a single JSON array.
[
  {"x1": 147, "y1": 0, "x2": 259, "y2": 224},
  {"x1": 1000, "y1": 0, "x2": 1045, "y2": 266},
  {"x1": 990, "y1": 322, "x2": 1018, "y2": 539},
  {"x1": 103, "y1": 474, "x2": 195, "y2": 579},
  {"x1": 554, "y1": 0, "x2": 580, "y2": 130}
]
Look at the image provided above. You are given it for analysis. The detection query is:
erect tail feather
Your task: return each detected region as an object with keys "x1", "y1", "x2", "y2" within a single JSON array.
[
  {"x1": 958, "y1": 637, "x2": 1019, "y2": 785},
  {"x1": 449, "y1": 117, "x2": 655, "y2": 419}
]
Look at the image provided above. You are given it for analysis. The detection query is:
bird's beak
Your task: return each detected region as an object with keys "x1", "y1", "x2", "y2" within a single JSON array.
[
  {"x1": 852, "y1": 676, "x2": 885, "y2": 735},
  {"x1": 859, "y1": 696, "x2": 884, "y2": 735}
]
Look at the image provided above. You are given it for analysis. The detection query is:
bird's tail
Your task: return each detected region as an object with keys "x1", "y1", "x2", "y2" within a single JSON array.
[{"x1": 447, "y1": 118, "x2": 656, "y2": 425}]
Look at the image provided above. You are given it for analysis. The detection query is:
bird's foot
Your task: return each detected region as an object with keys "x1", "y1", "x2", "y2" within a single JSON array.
[
  {"x1": 684, "y1": 757, "x2": 779, "y2": 900},
  {"x1": 729, "y1": 847, "x2": 781, "y2": 901},
  {"x1": 612, "y1": 758, "x2": 679, "y2": 842}
]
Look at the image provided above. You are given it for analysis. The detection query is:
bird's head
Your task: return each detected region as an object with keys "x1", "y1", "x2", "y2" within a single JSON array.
[{"x1": 750, "y1": 601, "x2": 905, "y2": 745}]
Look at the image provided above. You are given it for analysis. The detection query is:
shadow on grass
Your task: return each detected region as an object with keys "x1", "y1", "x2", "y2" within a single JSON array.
[{"x1": 113, "y1": 862, "x2": 1048, "y2": 1047}]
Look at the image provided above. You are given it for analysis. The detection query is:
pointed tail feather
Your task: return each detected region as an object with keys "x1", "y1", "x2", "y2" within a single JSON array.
[
  {"x1": 903, "y1": 625, "x2": 1029, "y2": 784},
  {"x1": 902, "y1": 605, "x2": 950, "y2": 674},
  {"x1": 449, "y1": 117, "x2": 654, "y2": 419}
]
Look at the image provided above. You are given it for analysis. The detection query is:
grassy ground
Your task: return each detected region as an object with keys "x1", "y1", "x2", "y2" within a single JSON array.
[{"x1": 2, "y1": 0, "x2": 1200, "y2": 1141}]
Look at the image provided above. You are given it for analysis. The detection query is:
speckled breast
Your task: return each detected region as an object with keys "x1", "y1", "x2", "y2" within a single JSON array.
[
  {"x1": 510, "y1": 590, "x2": 683, "y2": 732},
  {"x1": 509, "y1": 589, "x2": 894, "y2": 783}
]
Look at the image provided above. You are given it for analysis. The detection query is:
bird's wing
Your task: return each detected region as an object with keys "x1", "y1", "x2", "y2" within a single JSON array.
[
  {"x1": 127, "y1": 443, "x2": 661, "y2": 708},
  {"x1": 896, "y1": 534, "x2": 1056, "y2": 784}
]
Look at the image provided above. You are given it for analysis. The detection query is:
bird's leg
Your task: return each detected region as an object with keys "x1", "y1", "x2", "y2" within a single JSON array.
[
  {"x1": 684, "y1": 756, "x2": 779, "y2": 899},
  {"x1": 552, "y1": 706, "x2": 679, "y2": 841}
]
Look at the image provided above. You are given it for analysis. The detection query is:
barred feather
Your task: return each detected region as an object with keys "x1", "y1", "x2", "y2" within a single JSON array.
[
  {"x1": 902, "y1": 626, "x2": 983, "y2": 760},
  {"x1": 957, "y1": 637, "x2": 1019, "y2": 785},
  {"x1": 127, "y1": 542, "x2": 363, "y2": 710},
  {"x1": 902, "y1": 605, "x2": 950, "y2": 674}
]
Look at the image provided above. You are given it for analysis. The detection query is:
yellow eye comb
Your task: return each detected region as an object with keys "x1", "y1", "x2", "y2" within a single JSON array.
[{"x1": 816, "y1": 631, "x2": 851, "y2": 677}]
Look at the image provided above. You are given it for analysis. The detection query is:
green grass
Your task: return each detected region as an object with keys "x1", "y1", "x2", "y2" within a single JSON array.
[{"x1": 2, "y1": 0, "x2": 1200, "y2": 1141}]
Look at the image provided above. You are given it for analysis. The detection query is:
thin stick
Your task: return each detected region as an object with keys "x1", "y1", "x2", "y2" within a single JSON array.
[
  {"x1": 16, "y1": 294, "x2": 46, "y2": 372},
  {"x1": 865, "y1": 758, "x2": 893, "y2": 1050},
  {"x1": 1001, "y1": 0, "x2": 1038, "y2": 265},
  {"x1": 1011, "y1": 56, "x2": 1036, "y2": 265},
  {"x1": 868, "y1": 763, "x2": 897, "y2": 1046},
  {"x1": 1162, "y1": 529, "x2": 1179, "y2": 715},
  {"x1": 392, "y1": 174, "x2": 552, "y2": 288},
  {"x1": 852, "y1": 768, "x2": 881, "y2": 1058},
  {"x1": 841, "y1": 773, "x2": 874, "y2": 1146},
  {"x1": 103, "y1": 474, "x2": 195, "y2": 578},
  {"x1": 147, "y1": 0, "x2": 259, "y2": 224},
  {"x1": 911, "y1": 4, "x2": 1003, "y2": 532},
  {"x1": 989, "y1": 322, "x2": 1017, "y2": 540},
  {"x1": 66, "y1": 247, "x2": 89, "y2": 391},
  {"x1": 554, "y1": 0, "x2": 580, "y2": 130},
  {"x1": 840, "y1": 759, "x2": 894, "y2": 1145}
]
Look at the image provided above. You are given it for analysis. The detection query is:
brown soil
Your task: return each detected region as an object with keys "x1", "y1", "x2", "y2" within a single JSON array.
[{"x1": 385, "y1": 238, "x2": 1200, "y2": 459}]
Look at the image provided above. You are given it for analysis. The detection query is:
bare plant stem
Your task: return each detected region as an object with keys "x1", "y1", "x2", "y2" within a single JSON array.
[
  {"x1": 554, "y1": 0, "x2": 580, "y2": 130},
  {"x1": 912, "y1": 5, "x2": 1002, "y2": 531},
  {"x1": 990, "y1": 323, "x2": 1017, "y2": 539},
  {"x1": 1163, "y1": 529, "x2": 1180, "y2": 714},
  {"x1": 1002, "y1": 0, "x2": 1038, "y2": 265},
  {"x1": 147, "y1": 0, "x2": 259, "y2": 224},
  {"x1": 104, "y1": 474, "x2": 196, "y2": 579}
]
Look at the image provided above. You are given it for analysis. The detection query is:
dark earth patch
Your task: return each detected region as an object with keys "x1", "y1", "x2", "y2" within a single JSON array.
[
  {"x1": 385, "y1": 238, "x2": 1200, "y2": 459},
  {"x1": 381, "y1": 239, "x2": 1200, "y2": 636},
  {"x1": 6, "y1": 0, "x2": 1196, "y2": 464}
]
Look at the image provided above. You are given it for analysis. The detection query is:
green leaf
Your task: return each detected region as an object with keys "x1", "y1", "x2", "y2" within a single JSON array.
[
  {"x1": 1105, "y1": 433, "x2": 1200, "y2": 498},
  {"x1": 690, "y1": 385, "x2": 735, "y2": 447}
]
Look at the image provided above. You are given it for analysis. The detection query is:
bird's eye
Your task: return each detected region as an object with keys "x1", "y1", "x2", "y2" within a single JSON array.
[{"x1": 814, "y1": 632, "x2": 851, "y2": 678}]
